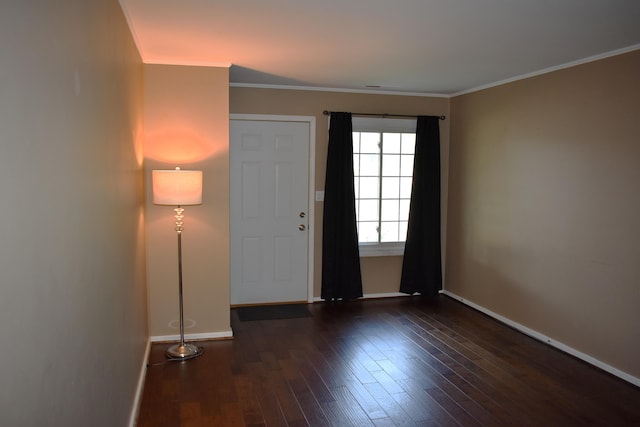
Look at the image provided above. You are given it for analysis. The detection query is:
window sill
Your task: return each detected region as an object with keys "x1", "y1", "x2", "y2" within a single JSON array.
[{"x1": 359, "y1": 244, "x2": 405, "y2": 257}]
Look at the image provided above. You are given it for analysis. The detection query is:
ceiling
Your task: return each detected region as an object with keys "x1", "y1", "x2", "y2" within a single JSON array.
[{"x1": 120, "y1": 0, "x2": 640, "y2": 96}]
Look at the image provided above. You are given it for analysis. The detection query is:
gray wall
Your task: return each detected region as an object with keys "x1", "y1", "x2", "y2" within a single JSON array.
[
  {"x1": 0, "y1": 1, "x2": 148, "y2": 425},
  {"x1": 447, "y1": 50, "x2": 640, "y2": 381}
]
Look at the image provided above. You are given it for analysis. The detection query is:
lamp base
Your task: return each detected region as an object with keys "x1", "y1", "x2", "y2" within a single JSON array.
[{"x1": 165, "y1": 342, "x2": 203, "y2": 360}]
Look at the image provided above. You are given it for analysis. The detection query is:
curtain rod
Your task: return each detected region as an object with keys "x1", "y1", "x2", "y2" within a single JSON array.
[{"x1": 323, "y1": 110, "x2": 445, "y2": 120}]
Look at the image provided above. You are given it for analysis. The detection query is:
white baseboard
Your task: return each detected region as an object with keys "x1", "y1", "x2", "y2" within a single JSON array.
[
  {"x1": 150, "y1": 330, "x2": 233, "y2": 343},
  {"x1": 364, "y1": 292, "x2": 410, "y2": 299},
  {"x1": 128, "y1": 338, "x2": 151, "y2": 427},
  {"x1": 442, "y1": 290, "x2": 640, "y2": 388}
]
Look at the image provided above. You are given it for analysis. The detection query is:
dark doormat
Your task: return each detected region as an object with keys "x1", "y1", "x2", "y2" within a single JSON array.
[{"x1": 236, "y1": 303, "x2": 312, "y2": 321}]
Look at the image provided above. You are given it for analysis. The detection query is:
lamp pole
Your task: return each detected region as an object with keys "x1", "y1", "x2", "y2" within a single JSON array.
[
  {"x1": 164, "y1": 206, "x2": 203, "y2": 360},
  {"x1": 152, "y1": 168, "x2": 204, "y2": 361}
]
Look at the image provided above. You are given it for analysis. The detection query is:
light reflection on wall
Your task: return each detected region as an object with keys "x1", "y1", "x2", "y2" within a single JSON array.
[
  {"x1": 144, "y1": 126, "x2": 225, "y2": 163},
  {"x1": 134, "y1": 122, "x2": 145, "y2": 167}
]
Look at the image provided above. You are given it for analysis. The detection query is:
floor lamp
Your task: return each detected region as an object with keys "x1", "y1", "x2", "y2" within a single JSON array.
[{"x1": 152, "y1": 167, "x2": 204, "y2": 360}]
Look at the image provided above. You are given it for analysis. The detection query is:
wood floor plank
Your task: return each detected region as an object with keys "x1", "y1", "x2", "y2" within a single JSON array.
[
  {"x1": 264, "y1": 369, "x2": 307, "y2": 425},
  {"x1": 342, "y1": 376, "x2": 388, "y2": 420},
  {"x1": 395, "y1": 377, "x2": 463, "y2": 426},
  {"x1": 389, "y1": 308, "x2": 563, "y2": 425},
  {"x1": 370, "y1": 368, "x2": 406, "y2": 395},
  {"x1": 363, "y1": 381, "x2": 419, "y2": 427},
  {"x1": 299, "y1": 362, "x2": 337, "y2": 404},
  {"x1": 180, "y1": 402, "x2": 203, "y2": 427},
  {"x1": 233, "y1": 374, "x2": 266, "y2": 426},
  {"x1": 330, "y1": 385, "x2": 377, "y2": 426},
  {"x1": 424, "y1": 387, "x2": 482, "y2": 427},
  {"x1": 138, "y1": 296, "x2": 640, "y2": 427},
  {"x1": 252, "y1": 380, "x2": 288, "y2": 426},
  {"x1": 286, "y1": 376, "x2": 331, "y2": 426},
  {"x1": 377, "y1": 312, "x2": 494, "y2": 422}
]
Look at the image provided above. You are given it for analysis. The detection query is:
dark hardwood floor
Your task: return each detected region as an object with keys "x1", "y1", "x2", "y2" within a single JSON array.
[{"x1": 137, "y1": 296, "x2": 640, "y2": 426}]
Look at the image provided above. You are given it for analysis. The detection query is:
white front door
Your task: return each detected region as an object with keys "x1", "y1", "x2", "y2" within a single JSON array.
[{"x1": 230, "y1": 117, "x2": 312, "y2": 305}]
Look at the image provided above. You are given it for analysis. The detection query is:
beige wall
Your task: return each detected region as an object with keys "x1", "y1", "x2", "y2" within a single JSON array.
[
  {"x1": 230, "y1": 88, "x2": 450, "y2": 297},
  {"x1": 144, "y1": 65, "x2": 231, "y2": 337},
  {"x1": 0, "y1": 1, "x2": 147, "y2": 426},
  {"x1": 447, "y1": 50, "x2": 640, "y2": 380}
]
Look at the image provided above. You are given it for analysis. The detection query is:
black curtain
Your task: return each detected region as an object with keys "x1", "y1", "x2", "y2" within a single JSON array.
[
  {"x1": 400, "y1": 116, "x2": 442, "y2": 296},
  {"x1": 321, "y1": 112, "x2": 363, "y2": 300}
]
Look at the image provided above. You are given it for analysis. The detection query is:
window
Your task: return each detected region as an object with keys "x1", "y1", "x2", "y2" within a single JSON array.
[{"x1": 352, "y1": 117, "x2": 416, "y2": 256}]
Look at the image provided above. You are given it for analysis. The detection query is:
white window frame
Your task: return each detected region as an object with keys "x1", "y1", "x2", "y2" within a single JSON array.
[{"x1": 352, "y1": 117, "x2": 416, "y2": 257}]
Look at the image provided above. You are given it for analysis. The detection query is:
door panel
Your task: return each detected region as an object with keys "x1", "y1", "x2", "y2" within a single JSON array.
[{"x1": 230, "y1": 119, "x2": 310, "y2": 305}]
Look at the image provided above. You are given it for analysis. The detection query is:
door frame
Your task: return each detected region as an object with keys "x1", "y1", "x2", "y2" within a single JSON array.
[{"x1": 230, "y1": 114, "x2": 316, "y2": 303}]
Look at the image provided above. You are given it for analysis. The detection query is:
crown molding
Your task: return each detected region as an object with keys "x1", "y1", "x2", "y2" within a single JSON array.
[
  {"x1": 229, "y1": 82, "x2": 450, "y2": 98},
  {"x1": 452, "y1": 44, "x2": 640, "y2": 97},
  {"x1": 144, "y1": 59, "x2": 232, "y2": 68}
]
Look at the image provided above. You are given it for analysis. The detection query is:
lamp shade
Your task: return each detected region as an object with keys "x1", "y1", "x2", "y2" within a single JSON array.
[{"x1": 152, "y1": 168, "x2": 203, "y2": 205}]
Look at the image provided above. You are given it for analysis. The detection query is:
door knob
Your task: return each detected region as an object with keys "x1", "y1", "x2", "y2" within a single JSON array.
[{"x1": 298, "y1": 224, "x2": 306, "y2": 231}]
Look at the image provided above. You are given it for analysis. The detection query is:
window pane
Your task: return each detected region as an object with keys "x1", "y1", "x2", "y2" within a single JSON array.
[
  {"x1": 358, "y1": 199, "x2": 379, "y2": 221},
  {"x1": 382, "y1": 133, "x2": 401, "y2": 153},
  {"x1": 359, "y1": 177, "x2": 379, "y2": 199},
  {"x1": 381, "y1": 177, "x2": 399, "y2": 199},
  {"x1": 381, "y1": 222, "x2": 400, "y2": 242},
  {"x1": 353, "y1": 127, "x2": 417, "y2": 247},
  {"x1": 360, "y1": 132, "x2": 380, "y2": 153},
  {"x1": 352, "y1": 132, "x2": 360, "y2": 152},
  {"x1": 401, "y1": 134, "x2": 415, "y2": 154},
  {"x1": 382, "y1": 154, "x2": 400, "y2": 176},
  {"x1": 399, "y1": 221, "x2": 408, "y2": 240},
  {"x1": 381, "y1": 199, "x2": 399, "y2": 221},
  {"x1": 360, "y1": 154, "x2": 380, "y2": 176},
  {"x1": 400, "y1": 199, "x2": 411, "y2": 220},
  {"x1": 358, "y1": 222, "x2": 379, "y2": 243},
  {"x1": 400, "y1": 154, "x2": 414, "y2": 176},
  {"x1": 400, "y1": 177, "x2": 413, "y2": 198}
]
